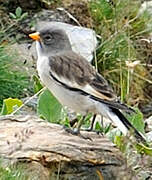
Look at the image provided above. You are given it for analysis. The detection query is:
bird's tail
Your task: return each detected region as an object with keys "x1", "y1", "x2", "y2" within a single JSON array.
[{"x1": 106, "y1": 108, "x2": 146, "y2": 142}]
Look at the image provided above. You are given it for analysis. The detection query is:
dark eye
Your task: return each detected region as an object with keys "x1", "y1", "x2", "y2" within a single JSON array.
[{"x1": 43, "y1": 34, "x2": 53, "y2": 42}]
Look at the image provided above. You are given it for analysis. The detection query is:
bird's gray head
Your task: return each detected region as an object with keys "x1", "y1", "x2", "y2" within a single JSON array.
[{"x1": 29, "y1": 27, "x2": 72, "y2": 57}]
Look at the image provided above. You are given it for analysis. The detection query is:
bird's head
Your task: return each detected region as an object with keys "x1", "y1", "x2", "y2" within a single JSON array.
[{"x1": 29, "y1": 27, "x2": 72, "y2": 57}]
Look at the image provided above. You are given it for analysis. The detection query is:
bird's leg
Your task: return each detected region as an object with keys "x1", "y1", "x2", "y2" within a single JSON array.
[
  {"x1": 64, "y1": 115, "x2": 85, "y2": 135},
  {"x1": 64, "y1": 116, "x2": 92, "y2": 140},
  {"x1": 100, "y1": 115, "x2": 103, "y2": 128},
  {"x1": 64, "y1": 115, "x2": 85, "y2": 134},
  {"x1": 69, "y1": 118, "x2": 78, "y2": 127},
  {"x1": 81, "y1": 114, "x2": 104, "y2": 135},
  {"x1": 85, "y1": 114, "x2": 97, "y2": 131},
  {"x1": 74, "y1": 115, "x2": 86, "y2": 134},
  {"x1": 70, "y1": 114, "x2": 97, "y2": 132}
]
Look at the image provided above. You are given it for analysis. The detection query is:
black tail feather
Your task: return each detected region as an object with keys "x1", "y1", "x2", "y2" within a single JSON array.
[
  {"x1": 111, "y1": 108, "x2": 146, "y2": 143},
  {"x1": 90, "y1": 95, "x2": 135, "y2": 114}
]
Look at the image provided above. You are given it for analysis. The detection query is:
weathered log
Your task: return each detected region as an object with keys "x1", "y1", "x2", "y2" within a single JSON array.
[{"x1": 0, "y1": 115, "x2": 131, "y2": 179}]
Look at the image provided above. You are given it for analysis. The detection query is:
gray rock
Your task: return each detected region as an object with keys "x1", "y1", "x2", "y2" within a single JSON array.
[
  {"x1": 33, "y1": 9, "x2": 71, "y2": 24},
  {"x1": 146, "y1": 131, "x2": 152, "y2": 142},
  {"x1": 139, "y1": 1, "x2": 152, "y2": 15},
  {"x1": 145, "y1": 116, "x2": 152, "y2": 141},
  {"x1": 145, "y1": 116, "x2": 152, "y2": 130}
]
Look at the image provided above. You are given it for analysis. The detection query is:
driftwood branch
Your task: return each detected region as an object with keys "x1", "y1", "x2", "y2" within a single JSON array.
[{"x1": 0, "y1": 115, "x2": 131, "y2": 179}]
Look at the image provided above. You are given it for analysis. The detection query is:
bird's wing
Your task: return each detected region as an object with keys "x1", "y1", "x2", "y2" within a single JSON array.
[{"x1": 49, "y1": 51, "x2": 133, "y2": 112}]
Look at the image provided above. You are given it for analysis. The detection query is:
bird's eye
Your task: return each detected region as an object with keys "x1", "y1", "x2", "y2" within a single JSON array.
[{"x1": 43, "y1": 34, "x2": 52, "y2": 42}]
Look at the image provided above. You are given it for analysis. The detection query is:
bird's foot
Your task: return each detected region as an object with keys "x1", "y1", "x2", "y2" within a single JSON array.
[
  {"x1": 69, "y1": 118, "x2": 78, "y2": 127},
  {"x1": 63, "y1": 126, "x2": 92, "y2": 141},
  {"x1": 63, "y1": 126, "x2": 79, "y2": 135},
  {"x1": 81, "y1": 127, "x2": 104, "y2": 135}
]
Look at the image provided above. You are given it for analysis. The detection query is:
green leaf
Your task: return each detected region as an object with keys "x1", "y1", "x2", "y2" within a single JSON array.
[
  {"x1": 33, "y1": 75, "x2": 43, "y2": 93},
  {"x1": 126, "y1": 108, "x2": 145, "y2": 134},
  {"x1": 95, "y1": 121, "x2": 111, "y2": 134},
  {"x1": 15, "y1": 7, "x2": 22, "y2": 18},
  {"x1": 62, "y1": 117, "x2": 70, "y2": 128},
  {"x1": 37, "y1": 89, "x2": 63, "y2": 123},
  {"x1": 136, "y1": 143, "x2": 152, "y2": 156},
  {"x1": 95, "y1": 121, "x2": 102, "y2": 131},
  {"x1": 114, "y1": 135, "x2": 126, "y2": 152},
  {"x1": 83, "y1": 113, "x2": 92, "y2": 128},
  {"x1": 20, "y1": 12, "x2": 28, "y2": 20},
  {"x1": 0, "y1": 98, "x2": 23, "y2": 115},
  {"x1": 9, "y1": 12, "x2": 16, "y2": 19},
  {"x1": 104, "y1": 123, "x2": 112, "y2": 134}
]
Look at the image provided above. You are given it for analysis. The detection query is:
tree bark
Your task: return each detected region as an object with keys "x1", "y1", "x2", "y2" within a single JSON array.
[{"x1": 0, "y1": 115, "x2": 131, "y2": 180}]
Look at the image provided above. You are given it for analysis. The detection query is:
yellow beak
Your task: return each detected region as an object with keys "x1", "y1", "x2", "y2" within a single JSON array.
[{"x1": 29, "y1": 32, "x2": 40, "y2": 41}]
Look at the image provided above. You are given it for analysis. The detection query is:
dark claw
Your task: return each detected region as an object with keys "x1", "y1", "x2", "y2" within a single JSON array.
[
  {"x1": 63, "y1": 126, "x2": 92, "y2": 141},
  {"x1": 63, "y1": 126, "x2": 79, "y2": 135},
  {"x1": 81, "y1": 128, "x2": 104, "y2": 135},
  {"x1": 69, "y1": 118, "x2": 78, "y2": 127}
]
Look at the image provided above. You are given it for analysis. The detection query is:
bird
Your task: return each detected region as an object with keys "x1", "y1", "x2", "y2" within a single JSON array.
[{"x1": 29, "y1": 25, "x2": 146, "y2": 142}]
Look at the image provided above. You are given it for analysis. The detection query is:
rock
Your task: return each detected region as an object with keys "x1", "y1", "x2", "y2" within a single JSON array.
[
  {"x1": 143, "y1": 115, "x2": 152, "y2": 141},
  {"x1": 139, "y1": 1, "x2": 152, "y2": 31},
  {"x1": 145, "y1": 116, "x2": 152, "y2": 141},
  {"x1": 140, "y1": 102, "x2": 152, "y2": 118},
  {"x1": 146, "y1": 131, "x2": 152, "y2": 142},
  {"x1": 139, "y1": 1, "x2": 152, "y2": 16},
  {"x1": 33, "y1": 9, "x2": 71, "y2": 24},
  {"x1": 145, "y1": 116, "x2": 152, "y2": 130}
]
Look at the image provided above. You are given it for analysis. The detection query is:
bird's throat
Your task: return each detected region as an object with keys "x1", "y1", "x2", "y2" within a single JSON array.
[{"x1": 36, "y1": 41, "x2": 44, "y2": 58}]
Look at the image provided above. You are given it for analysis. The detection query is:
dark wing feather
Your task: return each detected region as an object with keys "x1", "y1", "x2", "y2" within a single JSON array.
[
  {"x1": 49, "y1": 51, "x2": 134, "y2": 113},
  {"x1": 90, "y1": 73, "x2": 116, "y2": 100}
]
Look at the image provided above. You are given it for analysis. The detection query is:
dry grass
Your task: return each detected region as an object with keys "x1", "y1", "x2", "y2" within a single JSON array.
[{"x1": 89, "y1": 0, "x2": 152, "y2": 107}]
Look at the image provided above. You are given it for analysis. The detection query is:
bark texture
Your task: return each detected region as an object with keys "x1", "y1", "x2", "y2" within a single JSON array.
[{"x1": 0, "y1": 115, "x2": 131, "y2": 180}]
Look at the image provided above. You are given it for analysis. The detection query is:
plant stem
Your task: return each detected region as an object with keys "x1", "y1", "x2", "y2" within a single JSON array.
[{"x1": 11, "y1": 87, "x2": 46, "y2": 115}]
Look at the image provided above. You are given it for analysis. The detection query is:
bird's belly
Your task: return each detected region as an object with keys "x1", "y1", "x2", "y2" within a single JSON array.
[{"x1": 47, "y1": 79, "x2": 97, "y2": 115}]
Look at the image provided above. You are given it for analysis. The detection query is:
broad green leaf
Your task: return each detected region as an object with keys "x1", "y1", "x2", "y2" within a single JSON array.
[
  {"x1": 1, "y1": 98, "x2": 23, "y2": 115},
  {"x1": 9, "y1": 12, "x2": 16, "y2": 19},
  {"x1": 37, "y1": 89, "x2": 63, "y2": 123},
  {"x1": 15, "y1": 7, "x2": 22, "y2": 18},
  {"x1": 126, "y1": 108, "x2": 145, "y2": 134}
]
